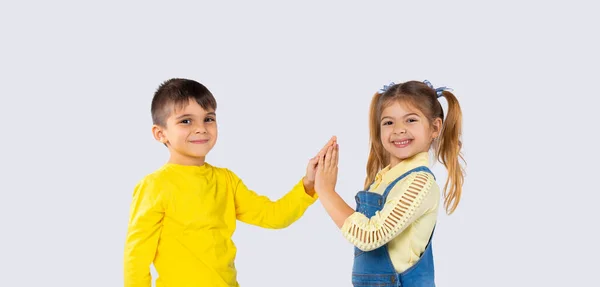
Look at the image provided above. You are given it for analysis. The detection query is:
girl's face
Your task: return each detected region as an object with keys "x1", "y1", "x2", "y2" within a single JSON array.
[{"x1": 379, "y1": 101, "x2": 441, "y2": 167}]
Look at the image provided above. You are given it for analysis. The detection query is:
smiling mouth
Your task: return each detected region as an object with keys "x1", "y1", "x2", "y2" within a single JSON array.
[
  {"x1": 392, "y1": 139, "x2": 412, "y2": 147},
  {"x1": 190, "y1": 139, "x2": 209, "y2": 144}
]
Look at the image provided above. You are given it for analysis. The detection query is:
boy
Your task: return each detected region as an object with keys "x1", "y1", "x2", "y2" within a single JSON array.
[{"x1": 124, "y1": 78, "x2": 333, "y2": 287}]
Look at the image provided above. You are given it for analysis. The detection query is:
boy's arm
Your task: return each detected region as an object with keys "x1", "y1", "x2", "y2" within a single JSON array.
[
  {"x1": 123, "y1": 178, "x2": 166, "y2": 287},
  {"x1": 229, "y1": 170, "x2": 318, "y2": 229}
]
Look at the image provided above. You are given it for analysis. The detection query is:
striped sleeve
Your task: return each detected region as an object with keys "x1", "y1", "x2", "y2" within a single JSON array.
[{"x1": 341, "y1": 171, "x2": 435, "y2": 251}]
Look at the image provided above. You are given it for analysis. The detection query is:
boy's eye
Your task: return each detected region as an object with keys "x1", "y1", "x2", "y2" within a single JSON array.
[
  {"x1": 205, "y1": 117, "x2": 215, "y2": 123},
  {"x1": 180, "y1": 119, "x2": 191, "y2": 124}
]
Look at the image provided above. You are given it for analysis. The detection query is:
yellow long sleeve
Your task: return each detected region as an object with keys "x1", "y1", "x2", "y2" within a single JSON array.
[
  {"x1": 123, "y1": 176, "x2": 167, "y2": 287},
  {"x1": 123, "y1": 162, "x2": 317, "y2": 287},
  {"x1": 231, "y1": 170, "x2": 318, "y2": 228}
]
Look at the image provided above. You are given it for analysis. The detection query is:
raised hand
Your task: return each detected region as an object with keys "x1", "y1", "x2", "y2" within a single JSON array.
[
  {"x1": 313, "y1": 140, "x2": 353, "y2": 229},
  {"x1": 303, "y1": 136, "x2": 337, "y2": 193},
  {"x1": 315, "y1": 141, "x2": 339, "y2": 194}
]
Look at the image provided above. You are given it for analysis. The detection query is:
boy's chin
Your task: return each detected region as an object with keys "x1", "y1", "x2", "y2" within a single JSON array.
[
  {"x1": 188, "y1": 151, "x2": 210, "y2": 158},
  {"x1": 189, "y1": 148, "x2": 213, "y2": 158},
  {"x1": 173, "y1": 149, "x2": 211, "y2": 159}
]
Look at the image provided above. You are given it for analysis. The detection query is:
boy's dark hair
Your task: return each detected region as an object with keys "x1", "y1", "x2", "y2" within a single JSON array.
[{"x1": 151, "y1": 78, "x2": 217, "y2": 127}]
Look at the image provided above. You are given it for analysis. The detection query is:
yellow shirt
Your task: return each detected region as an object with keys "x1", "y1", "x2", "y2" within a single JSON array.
[
  {"x1": 341, "y1": 152, "x2": 440, "y2": 272},
  {"x1": 123, "y1": 162, "x2": 318, "y2": 287}
]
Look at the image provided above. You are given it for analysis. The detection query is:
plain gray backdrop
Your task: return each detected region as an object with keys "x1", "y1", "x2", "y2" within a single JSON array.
[{"x1": 1, "y1": 1, "x2": 598, "y2": 286}]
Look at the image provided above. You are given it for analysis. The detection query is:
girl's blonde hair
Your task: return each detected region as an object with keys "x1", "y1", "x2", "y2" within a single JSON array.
[{"x1": 365, "y1": 81, "x2": 465, "y2": 214}]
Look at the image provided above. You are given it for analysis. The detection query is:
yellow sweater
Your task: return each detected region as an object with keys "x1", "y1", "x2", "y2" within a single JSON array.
[
  {"x1": 341, "y1": 152, "x2": 439, "y2": 273},
  {"x1": 123, "y1": 162, "x2": 317, "y2": 287}
]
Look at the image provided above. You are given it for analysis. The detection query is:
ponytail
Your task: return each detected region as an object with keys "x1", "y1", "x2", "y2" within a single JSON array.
[{"x1": 435, "y1": 90, "x2": 465, "y2": 214}]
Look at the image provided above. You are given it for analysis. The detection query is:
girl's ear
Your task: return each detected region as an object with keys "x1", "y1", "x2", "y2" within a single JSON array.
[{"x1": 431, "y1": 118, "x2": 443, "y2": 139}]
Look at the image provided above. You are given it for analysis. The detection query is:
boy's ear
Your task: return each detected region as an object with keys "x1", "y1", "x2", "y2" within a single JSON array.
[{"x1": 152, "y1": 124, "x2": 168, "y2": 144}]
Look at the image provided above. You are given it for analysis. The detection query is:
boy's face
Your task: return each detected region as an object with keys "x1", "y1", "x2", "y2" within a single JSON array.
[{"x1": 152, "y1": 98, "x2": 218, "y2": 165}]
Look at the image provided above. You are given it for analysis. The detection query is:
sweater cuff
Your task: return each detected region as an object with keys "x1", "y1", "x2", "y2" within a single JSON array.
[{"x1": 293, "y1": 178, "x2": 319, "y2": 204}]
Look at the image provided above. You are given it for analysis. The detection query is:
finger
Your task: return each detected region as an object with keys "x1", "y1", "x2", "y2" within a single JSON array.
[
  {"x1": 308, "y1": 157, "x2": 318, "y2": 168},
  {"x1": 318, "y1": 151, "x2": 324, "y2": 171},
  {"x1": 319, "y1": 138, "x2": 333, "y2": 154},
  {"x1": 333, "y1": 143, "x2": 339, "y2": 167},
  {"x1": 325, "y1": 146, "x2": 333, "y2": 170},
  {"x1": 318, "y1": 136, "x2": 337, "y2": 155},
  {"x1": 317, "y1": 149, "x2": 325, "y2": 159}
]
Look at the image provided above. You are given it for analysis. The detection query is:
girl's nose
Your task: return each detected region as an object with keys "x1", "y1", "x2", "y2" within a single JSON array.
[{"x1": 394, "y1": 128, "x2": 407, "y2": 134}]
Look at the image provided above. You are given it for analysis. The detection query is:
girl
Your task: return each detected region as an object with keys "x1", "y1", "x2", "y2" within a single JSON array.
[{"x1": 314, "y1": 80, "x2": 465, "y2": 287}]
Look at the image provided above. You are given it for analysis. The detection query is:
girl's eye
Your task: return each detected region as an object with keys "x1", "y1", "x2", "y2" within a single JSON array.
[
  {"x1": 180, "y1": 119, "x2": 191, "y2": 124},
  {"x1": 382, "y1": 121, "x2": 393, "y2": 126},
  {"x1": 407, "y1": 118, "x2": 418, "y2": 123}
]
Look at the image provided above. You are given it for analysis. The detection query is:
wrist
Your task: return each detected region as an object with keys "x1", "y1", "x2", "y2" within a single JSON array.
[
  {"x1": 302, "y1": 176, "x2": 313, "y2": 188},
  {"x1": 322, "y1": 188, "x2": 336, "y2": 194},
  {"x1": 302, "y1": 177, "x2": 315, "y2": 195},
  {"x1": 315, "y1": 186, "x2": 335, "y2": 195}
]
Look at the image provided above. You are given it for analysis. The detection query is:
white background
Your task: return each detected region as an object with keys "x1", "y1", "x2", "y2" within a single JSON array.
[{"x1": 1, "y1": 1, "x2": 598, "y2": 286}]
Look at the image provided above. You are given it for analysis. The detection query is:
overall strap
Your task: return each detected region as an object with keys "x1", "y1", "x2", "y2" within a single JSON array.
[{"x1": 381, "y1": 166, "x2": 434, "y2": 201}]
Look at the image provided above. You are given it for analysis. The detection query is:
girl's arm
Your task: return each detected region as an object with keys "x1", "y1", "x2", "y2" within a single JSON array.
[
  {"x1": 314, "y1": 142, "x2": 354, "y2": 228},
  {"x1": 315, "y1": 143, "x2": 437, "y2": 251}
]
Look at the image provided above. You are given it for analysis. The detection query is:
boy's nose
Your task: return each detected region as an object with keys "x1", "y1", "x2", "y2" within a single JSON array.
[{"x1": 195, "y1": 125, "x2": 207, "y2": 134}]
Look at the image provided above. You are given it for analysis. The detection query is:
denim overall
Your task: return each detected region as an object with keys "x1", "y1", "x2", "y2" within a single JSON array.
[{"x1": 352, "y1": 166, "x2": 436, "y2": 287}]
